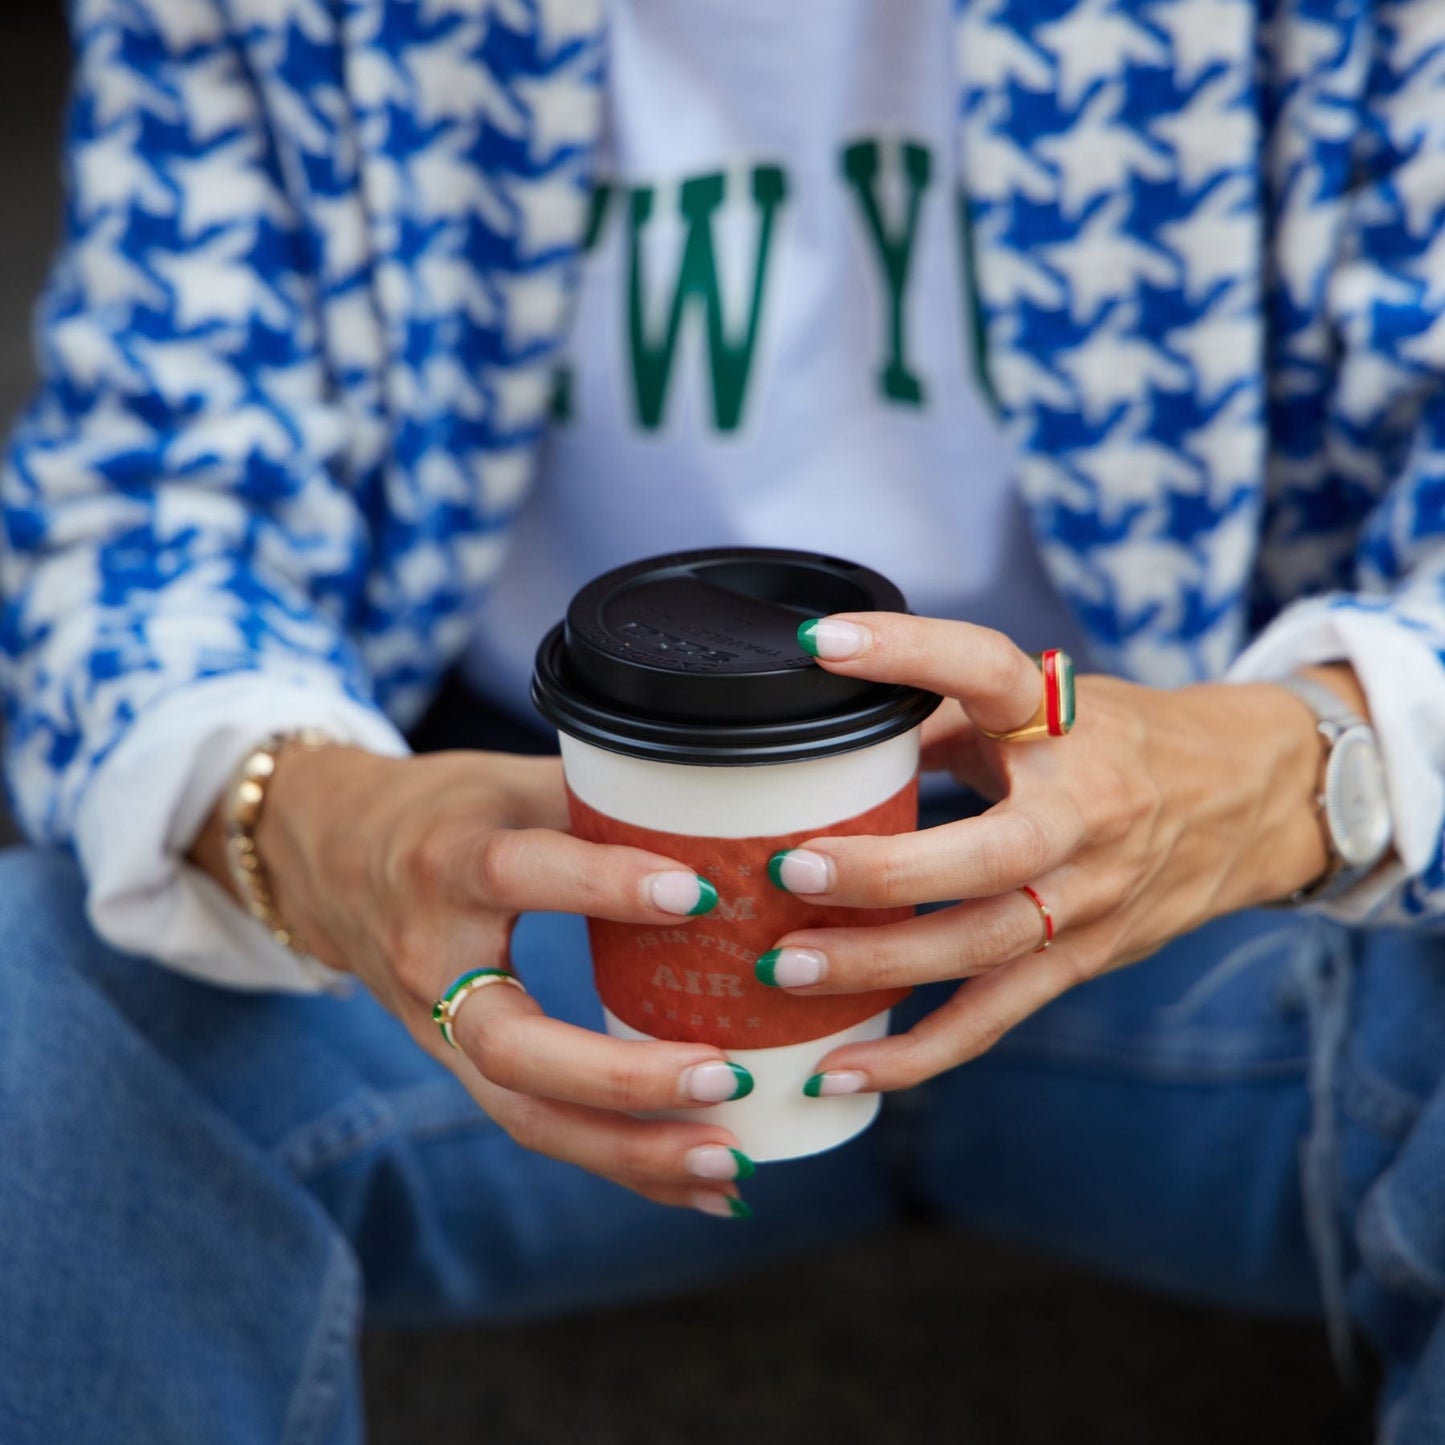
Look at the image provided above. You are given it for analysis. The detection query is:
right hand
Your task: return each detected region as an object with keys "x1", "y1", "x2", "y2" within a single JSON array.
[{"x1": 191, "y1": 743, "x2": 755, "y2": 1216}]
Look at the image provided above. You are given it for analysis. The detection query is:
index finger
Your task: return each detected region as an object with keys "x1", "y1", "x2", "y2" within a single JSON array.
[{"x1": 800, "y1": 613, "x2": 1041, "y2": 737}]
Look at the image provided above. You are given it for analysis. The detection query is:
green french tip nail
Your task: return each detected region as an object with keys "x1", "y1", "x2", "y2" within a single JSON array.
[
  {"x1": 802, "y1": 1072, "x2": 826, "y2": 1098},
  {"x1": 725, "y1": 1062, "x2": 755, "y2": 1100},
  {"x1": 797, "y1": 619, "x2": 822, "y2": 657},
  {"x1": 766, "y1": 851, "x2": 790, "y2": 891},
  {"x1": 728, "y1": 1149, "x2": 756, "y2": 1181},
  {"x1": 726, "y1": 1196, "x2": 754, "y2": 1220},
  {"x1": 755, "y1": 948, "x2": 783, "y2": 987},
  {"x1": 688, "y1": 876, "x2": 719, "y2": 916}
]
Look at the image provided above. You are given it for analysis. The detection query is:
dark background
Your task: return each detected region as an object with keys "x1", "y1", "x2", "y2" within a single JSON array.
[{"x1": 0, "y1": 8, "x2": 1375, "y2": 1442}]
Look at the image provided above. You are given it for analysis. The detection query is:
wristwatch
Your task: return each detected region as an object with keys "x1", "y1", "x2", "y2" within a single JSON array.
[{"x1": 1275, "y1": 674, "x2": 1394, "y2": 903}]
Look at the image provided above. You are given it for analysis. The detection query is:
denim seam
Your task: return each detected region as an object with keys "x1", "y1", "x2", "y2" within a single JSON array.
[
  {"x1": 385, "y1": 1080, "x2": 500, "y2": 1138},
  {"x1": 276, "y1": 1096, "x2": 397, "y2": 1180},
  {"x1": 1293, "y1": 924, "x2": 1356, "y2": 1376},
  {"x1": 1158, "y1": 926, "x2": 1312, "y2": 1019},
  {"x1": 277, "y1": 1083, "x2": 498, "y2": 1182},
  {"x1": 1003, "y1": 1022, "x2": 1307, "y2": 1051},
  {"x1": 1357, "y1": 1183, "x2": 1445, "y2": 1298},
  {"x1": 279, "y1": 1238, "x2": 362, "y2": 1445},
  {"x1": 1338, "y1": 1054, "x2": 1424, "y2": 1142},
  {"x1": 992, "y1": 1034, "x2": 1310, "y2": 1084},
  {"x1": 395, "y1": 1109, "x2": 503, "y2": 1146},
  {"x1": 1379, "y1": 1393, "x2": 1408, "y2": 1445}
]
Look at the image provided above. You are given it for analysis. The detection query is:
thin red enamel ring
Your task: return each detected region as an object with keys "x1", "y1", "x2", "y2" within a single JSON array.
[{"x1": 1019, "y1": 885, "x2": 1055, "y2": 953}]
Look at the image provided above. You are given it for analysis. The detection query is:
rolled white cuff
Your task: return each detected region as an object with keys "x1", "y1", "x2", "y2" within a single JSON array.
[
  {"x1": 74, "y1": 674, "x2": 411, "y2": 992},
  {"x1": 1227, "y1": 598, "x2": 1445, "y2": 922}
]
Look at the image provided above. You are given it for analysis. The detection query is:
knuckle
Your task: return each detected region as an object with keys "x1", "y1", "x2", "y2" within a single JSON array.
[
  {"x1": 1065, "y1": 946, "x2": 1099, "y2": 988},
  {"x1": 502, "y1": 1098, "x2": 549, "y2": 1154},
  {"x1": 405, "y1": 826, "x2": 454, "y2": 896},
  {"x1": 572, "y1": 849, "x2": 616, "y2": 911},
  {"x1": 1088, "y1": 762, "x2": 1145, "y2": 842},
  {"x1": 611, "y1": 1129, "x2": 660, "y2": 1179},
  {"x1": 475, "y1": 829, "x2": 520, "y2": 903},
  {"x1": 978, "y1": 810, "x2": 1048, "y2": 893},
  {"x1": 404, "y1": 820, "x2": 471, "y2": 895},
  {"x1": 1134, "y1": 769, "x2": 1165, "y2": 834},
  {"x1": 468, "y1": 1012, "x2": 523, "y2": 1085},
  {"x1": 974, "y1": 903, "x2": 1032, "y2": 966},
  {"x1": 1025, "y1": 811, "x2": 1059, "y2": 873},
  {"x1": 979, "y1": 630, "x2": 1026, "y2": 699},
  {"x1": 600, "y1": 1056, "x2": 655, "y2": 1114},
  {"x1": 967, "y1": 1009, "x2": 1011, "y2": 1058},
  {"x1": 886, "y1": 1034, "x2": 938, "y2": 1089},
  {"x1": 1092, "y1": 761, "x2": 1130, "y2": 820},
  {"x1": 869, "y1": 847, "x2": 913, "y2": 908},
  {"x1": 1119, "y1": 697, "x2": 1151, "y2": 752},
  {"x1": 1105, "y1": 861, "x2": 1142, "y2": 912},
  {"x1": 849, "y1": 935, "x2": 903, "y2": 987},
  {"x1": 975, "y1": 834, "x2": 1017, "y2": 896}
]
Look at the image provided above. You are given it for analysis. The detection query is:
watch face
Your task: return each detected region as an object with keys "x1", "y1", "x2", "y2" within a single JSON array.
[{"x1": 1327, "y1": 729, "x2": 1393, "y2": 870}]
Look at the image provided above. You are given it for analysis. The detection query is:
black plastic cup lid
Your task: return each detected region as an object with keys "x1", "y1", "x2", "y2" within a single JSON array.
[{"x1": 531, "y1": 547, "x2": 941, "y2": 766}]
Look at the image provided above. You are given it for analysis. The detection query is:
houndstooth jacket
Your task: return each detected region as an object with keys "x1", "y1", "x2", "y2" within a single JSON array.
[{"x1": 3, "y1": 0, "x2": 1445, "y2": 948}]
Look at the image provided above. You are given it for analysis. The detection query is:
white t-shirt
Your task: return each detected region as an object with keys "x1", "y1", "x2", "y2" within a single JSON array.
[{"x1": 463, "y1": 0, "x2": 1092, "y2": 720}]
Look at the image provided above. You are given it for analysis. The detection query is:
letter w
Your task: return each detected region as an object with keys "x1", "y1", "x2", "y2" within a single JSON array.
[{"x1": 627, "y1": 167, "x2": 787, "y2": 432}]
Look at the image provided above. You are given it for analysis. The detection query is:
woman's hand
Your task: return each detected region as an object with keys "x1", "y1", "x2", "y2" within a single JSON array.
[
  {"x1": 760, "y1": 612, "x2": 1345, "y2": 1095},
  {"x1": 189, "y1": 746, "x2": 756, "y2": 1217}
]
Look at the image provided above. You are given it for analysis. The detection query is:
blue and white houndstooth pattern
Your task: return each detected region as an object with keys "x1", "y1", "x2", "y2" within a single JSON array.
[{"x1": 2, "y1": 1, "x2": 1444, "y2": 916}]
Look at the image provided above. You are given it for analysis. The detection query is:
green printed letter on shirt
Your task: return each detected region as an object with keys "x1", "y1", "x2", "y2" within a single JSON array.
[
  {"x1": 627, "y1": 166, "x2": 787, "y2": 433},
  {"x1": 840, "y1": 138, "x2": 932, "y2": 407}
]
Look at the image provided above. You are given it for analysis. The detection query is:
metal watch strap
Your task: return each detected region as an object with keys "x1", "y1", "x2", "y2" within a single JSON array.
[
  {"x1": 1273, "y1": 675, "x2": 1375, "y2": 904},
  {"x1": 1275, "y1": 674, "x2": 1362, "y2": 745},
  {"x1": 224, "y1": 728, "x2": 336, "y2": 952}
]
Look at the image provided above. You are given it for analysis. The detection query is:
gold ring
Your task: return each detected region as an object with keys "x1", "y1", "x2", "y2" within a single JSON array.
[
  {"x1": 977, "y1": 649, "x2": 1076, "y2": 742},
  {"x1": 432, "y1": 968, "x2": 528, "y2": 1050},
  {"x1": 1019, "y1": 885, "x2": 1055, "y2": 953}
]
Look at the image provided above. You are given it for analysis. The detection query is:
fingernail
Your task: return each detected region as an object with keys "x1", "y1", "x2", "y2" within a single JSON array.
[
  {"x1": 692, "y1": 1191, "x2": 754, "y2": 1220},
  {"x1": 648, "y1": 871, "x2": 719, "y2": 916},
  {"x1": 683, "y1": 1060, "x2": 755, "y2": 1103},
  {"x1": 803, "y1": 1069, "x2": 869, "y2": 1098},
  {"x1": 798, "y1": 618, "x2": 871, "y2": 661},
  {"x1": 685, "y1": 1145, "x2": 756, "y2": 1182},
  {"x1": 767, "y1": 849, "x2": 833, "y2": 895},
  {"x1": 755, "y1": 947, "x2": 827, "y2": 988}
]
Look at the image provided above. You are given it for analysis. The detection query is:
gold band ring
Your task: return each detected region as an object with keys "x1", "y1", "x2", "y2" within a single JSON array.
[
  {"x1": 977, "y1": 649, "x2": 1077, "y2": 742},
  {"x1": 1019, "y1": 885, "x2": 1055, "y2": 953},
  {"x1": 432, "y1": 968, "x2": 528, "y2": 1050}
]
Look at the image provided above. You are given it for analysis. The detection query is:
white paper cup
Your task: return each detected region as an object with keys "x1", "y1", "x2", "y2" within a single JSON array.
[
  {"x1": 562, "y1": 727, "x2": 920, "y2": 1160},
  {"x1": 533, "y1": 548, "x2": 940, "y2": 1162}
]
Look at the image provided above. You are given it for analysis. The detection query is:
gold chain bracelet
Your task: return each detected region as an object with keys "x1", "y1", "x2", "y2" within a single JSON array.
[{"x1": 223, "y1": 728, "x2": 336, "y2": 952}]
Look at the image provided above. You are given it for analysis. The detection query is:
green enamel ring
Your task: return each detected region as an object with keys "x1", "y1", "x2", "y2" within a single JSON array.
[{"x1": 432, "y1": 968, "x2": 527, "y2": 1050}]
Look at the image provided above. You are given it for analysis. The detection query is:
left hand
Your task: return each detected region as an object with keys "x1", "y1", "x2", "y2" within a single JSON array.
[{"x1": 764, "y1": 612, "x2": 1342, "y2": 1094}]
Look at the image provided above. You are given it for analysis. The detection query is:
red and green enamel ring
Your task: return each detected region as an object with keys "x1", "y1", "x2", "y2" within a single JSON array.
[{"x1": 977, "y1": 649, "x2": 1076, "y2": 742}]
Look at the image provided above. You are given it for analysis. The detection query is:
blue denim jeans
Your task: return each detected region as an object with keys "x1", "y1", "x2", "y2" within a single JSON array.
[{"x1": 1, "y1": 842, "x2": 1442, "y2": 1445}]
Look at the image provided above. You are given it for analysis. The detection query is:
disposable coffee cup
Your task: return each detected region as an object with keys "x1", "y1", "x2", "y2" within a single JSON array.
[{"x1": 532, "y1": 548, "x2": 940, "y2": 1161}]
